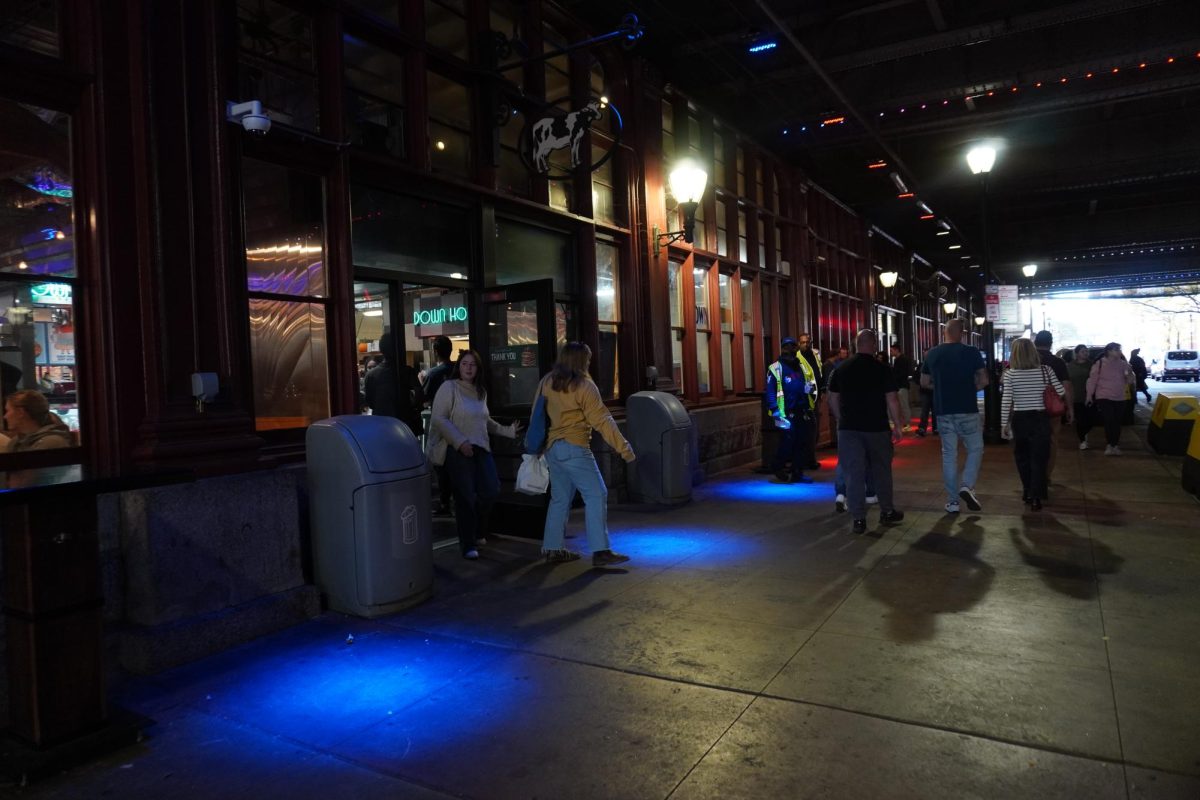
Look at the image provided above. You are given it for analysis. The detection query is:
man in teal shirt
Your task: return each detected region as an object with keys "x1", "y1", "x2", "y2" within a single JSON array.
[{"x1": 920, "y1": 319, "x2": 989, "y2": 514}]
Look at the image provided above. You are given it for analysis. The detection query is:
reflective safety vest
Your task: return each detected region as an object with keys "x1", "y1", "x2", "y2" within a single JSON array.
[{"x1": 768, "y1": 357, "x2": 817, "y2": 417}]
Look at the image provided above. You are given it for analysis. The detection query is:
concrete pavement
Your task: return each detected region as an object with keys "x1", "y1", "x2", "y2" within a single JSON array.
[{"x1": 10, "y1": 399, "x2": 1200, "y2": 799}]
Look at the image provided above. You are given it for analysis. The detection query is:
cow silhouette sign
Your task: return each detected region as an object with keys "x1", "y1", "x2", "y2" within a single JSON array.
[{"x1": 519, "y1": 95, "x2": 623, "y2": 180}]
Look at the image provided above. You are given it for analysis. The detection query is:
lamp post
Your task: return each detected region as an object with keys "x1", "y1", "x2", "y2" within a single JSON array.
[
  {"x1": 968, "y1": 145, "x2": 1002, "y2": 443},
  {"x1": 1022, "y1": 263, "x2": 1038, "y2": 335}
]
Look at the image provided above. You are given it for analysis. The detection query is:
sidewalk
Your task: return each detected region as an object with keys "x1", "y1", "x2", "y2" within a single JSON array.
[{"x1": 13, "y1": 409, "x2": 1200, "y2": 799}]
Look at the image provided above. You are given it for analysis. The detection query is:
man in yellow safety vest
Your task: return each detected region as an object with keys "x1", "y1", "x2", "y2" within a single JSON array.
[{"x1": 765, "y1": 336, "x2": 818, "y2": 483}]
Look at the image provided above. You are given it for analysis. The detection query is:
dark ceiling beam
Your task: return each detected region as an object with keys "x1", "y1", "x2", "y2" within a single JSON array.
[{"x1": 924, "y1": 0, "x2": 947, "y2": 32}]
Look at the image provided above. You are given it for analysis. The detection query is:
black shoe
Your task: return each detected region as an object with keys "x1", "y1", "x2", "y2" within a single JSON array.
[
  {"x1": 1030, "y1": 498, "x2": 1043, "y2": 511},
  {"x1": 915, "y1": 429, "x2": 926, "y2": 437},
  {"x1": 880, "y1": 509, "x2": 905, "y2": 525},
  {"x1": 773, "y1": 469, "x2": 791, "y2": 483},
  {"x1": 852, "y1": 518, "x2": 867, "y2": 534}
]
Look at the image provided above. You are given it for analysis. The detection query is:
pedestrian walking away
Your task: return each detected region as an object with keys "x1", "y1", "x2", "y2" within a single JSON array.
[
  {"x1": 826, "y1": 360, "x2": 878, "y2": 511},
  {"x1": 1033, "y1": 330, "x2": 1074, "y2": 484},
  {"x1": 430, "y1": 350, "x2": 522, "y2": 559},
  {"x1": 1001, "y1": 339, "x2": 1067, "y2": 510},
  {"x1": 765, "y1": 336, "x2": 819, "y2": 483},
  {"x1": 1067, "y1": 345, "x2": 1096, "y2": 449},
  {"x1": 1086, "y1": 342, "x2": 1136, "y2": 455},
  {"x1": 1129, "y1": 348, "x2": 1152, "y2": 404},
  {"x1": 889, "y1": 344, "x2": 915, "y2": 432},
  {"x1": 827, "y1": 329, "x2": 906, "y2": 534},
  {"x1": 920, "y1": 319, "x2": 988, "y2": 514},
  {"x1": 538, "y1": 342, "x2": 636, "y2": 567}
]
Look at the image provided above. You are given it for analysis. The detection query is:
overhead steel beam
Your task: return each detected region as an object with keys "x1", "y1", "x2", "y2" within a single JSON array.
[{"x1": 924, "y1": 0, "x2": 947, "y2": 31}]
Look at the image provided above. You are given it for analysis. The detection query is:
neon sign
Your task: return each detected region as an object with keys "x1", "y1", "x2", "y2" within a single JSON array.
[
  {"x1": 30, "y1": 283, "x2": 73, "y2": 305},
  {"x1": 413, "y1": 306, "x2": 467, "y2": 326}
]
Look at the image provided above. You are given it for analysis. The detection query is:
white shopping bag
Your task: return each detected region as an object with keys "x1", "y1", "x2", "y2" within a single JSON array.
[{"x1": 515, "y1": 453, "x2": 550, "y2": 495}]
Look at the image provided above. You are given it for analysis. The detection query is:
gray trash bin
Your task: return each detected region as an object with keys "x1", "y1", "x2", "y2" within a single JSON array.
[
  {"x1": 626, "y1": 391, "x2": 692, "y2": 505},
  {"x1": 306, "y1": 415, "x2": 433, "y2": 617}
]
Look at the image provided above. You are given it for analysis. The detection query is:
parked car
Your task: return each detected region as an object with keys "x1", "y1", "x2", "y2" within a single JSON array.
[{"x1": 1156, "y1": 349, "x2": 1200, "y2": 382}]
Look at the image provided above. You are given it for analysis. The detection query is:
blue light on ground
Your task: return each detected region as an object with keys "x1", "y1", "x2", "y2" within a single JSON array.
[
  {"x1": 705, "y1": 479, "x2": 829, "y2": 504},
  {"x1": 606, "y1": 528, "x2": 760, "y2": 565}
]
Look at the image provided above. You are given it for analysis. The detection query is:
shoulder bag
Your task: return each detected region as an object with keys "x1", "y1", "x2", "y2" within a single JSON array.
[
  {"x1": 524, "y1": 378, "x2": 551, "y2": 454},
  {"x1": 424, "y1": 383, "x2": 457, "y2": 466},
  {"x1": 1041, "y1": 366, "x2": 1066, "y2": 418}
]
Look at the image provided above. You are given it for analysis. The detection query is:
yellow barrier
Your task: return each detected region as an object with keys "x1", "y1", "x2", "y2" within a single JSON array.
[
  {"x1": 1149, "y1": 393, "x2": 1200, "y2": 455},
  {"x1": 1182, "y1": 419, "x2": 1200, "y2": 495}
]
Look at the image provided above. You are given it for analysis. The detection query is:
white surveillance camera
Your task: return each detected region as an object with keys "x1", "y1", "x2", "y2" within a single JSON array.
[{"x1": 226, "y1": 100, "x2": 271, "y2": 136}]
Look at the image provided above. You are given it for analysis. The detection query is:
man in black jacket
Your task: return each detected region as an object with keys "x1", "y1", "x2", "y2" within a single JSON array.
[{"x1": 364, "y1": 331, "x2": 424, "y2": 437}]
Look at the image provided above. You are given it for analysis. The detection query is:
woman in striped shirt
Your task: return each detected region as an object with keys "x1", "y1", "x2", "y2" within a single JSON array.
[{"x1": 1001, "y1": 338, "x2": 1067, "y2": 510}]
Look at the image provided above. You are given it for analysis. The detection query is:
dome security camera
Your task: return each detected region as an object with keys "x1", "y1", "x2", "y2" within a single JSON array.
[{"x1": 226, "y1": 100, "x2": 271, "y2": 136}]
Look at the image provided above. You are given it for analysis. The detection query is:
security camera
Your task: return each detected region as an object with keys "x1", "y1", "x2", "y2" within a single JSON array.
[{"x1": 226, "y1": 100, "x2": 271, "y2": 136}]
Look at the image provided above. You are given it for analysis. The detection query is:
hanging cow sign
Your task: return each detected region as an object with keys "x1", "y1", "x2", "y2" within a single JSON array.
[{"x1": 519, "y1": 95, "x2": 623, "y2": 180}]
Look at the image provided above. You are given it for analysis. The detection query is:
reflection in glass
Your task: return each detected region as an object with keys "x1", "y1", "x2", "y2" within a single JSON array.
[
  {"x1": 344, "y1": 35, "x2": 404, "y2": 157},
  {"x1": 242, "y1": 160, "x2": 326, "y2": 296},
  {"x1": 668, "y1": 260, "x2": 685, "y2": 389},
  {"x1": 351, "y1": 187, "x2": 471, "y2": 280},
  {"x1": 248, "y1": 299, "x2": 329, "y2": 430},
  {"x1": 0, "y1": 100, "x2": 74, "y2": 277},
  {"x1": 0, "y1": 279, "x2": 80, "y2": 449},
  {"x1": 238, "y1": 0, "x2": 319, "y2": 131},
  {"x1": 595, "y1": 241, "x2": 619, "y2": 323},
  {"x1": 425, "y1": 0, "x2": 469, "y2": 59},
  {"x1": 0, "y1": 1, "x2": 60, "y2": 56},
  {"x1": 487, "y1": 299, "x2": 539, "y2": 408},
  {"x1": 493, "y1": 220, "x2": 574, "y2": 293},
  {"x1": 428, "y1": 72, "x2": 471, "y2": 178},
  {"x1": 719, "y1": 274, "x2": 733, "y2": 391},
  {"x1": 741, "y1": 277, "x2": 755, "y2": 390}
]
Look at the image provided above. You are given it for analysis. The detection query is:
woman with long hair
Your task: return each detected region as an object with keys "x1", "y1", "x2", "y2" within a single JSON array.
[
  {"x1": 1001, "y1": 338, "x2": 1066, "y2": 510},
  {"x1": 1085, "y1": 342, "x2": 1136, "y2": 455},
  {"x1": 430, "y1": 349, "x2": 521, "y2": 559},
  {"x1": 538, "y1": 342, "x2": 636, "y2": 566}
]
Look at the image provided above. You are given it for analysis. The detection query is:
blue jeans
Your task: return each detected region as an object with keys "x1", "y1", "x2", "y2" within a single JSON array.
[
  {"x1": 541, "y1": 439, "x2": 611, "y2": 553},
  {"x1": 444, "y1": 447, "x2": 500, "y2": 554},
  {"x1": 937, "y1": 412, "x2": 984, "y2": 503}
]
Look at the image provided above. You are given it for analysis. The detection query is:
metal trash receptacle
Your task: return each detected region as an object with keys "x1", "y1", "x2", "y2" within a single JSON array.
[
  {"x1": 307, "y1": 415, "x2": 433, "y2": 617},
  {"x1": 626, "y1": 391, "x2": 693, "y2": 505}
]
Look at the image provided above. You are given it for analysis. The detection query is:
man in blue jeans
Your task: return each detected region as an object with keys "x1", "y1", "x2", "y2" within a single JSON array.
[{"x1": 920, "y1": 319, "x2": 989, "y2": 514}]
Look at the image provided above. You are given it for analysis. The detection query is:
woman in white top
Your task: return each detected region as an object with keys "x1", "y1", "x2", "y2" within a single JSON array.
[
  {"x1": 431, "y1": 350, "x2": 521, "y2": 559},
  {"x1": 1001, "y1": 338, "x2": 1066, "y2": 510}
]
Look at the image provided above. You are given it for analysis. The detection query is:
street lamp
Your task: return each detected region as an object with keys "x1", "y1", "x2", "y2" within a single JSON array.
[
  {"x1": 1022, "y1": 263, "x2": 1038, "y2": 278},
  {"x1": 879, "y1": 271, "x2": 899, "y2": 288},
  {"x1": 967, "y1": 144, "x2": 1001, "y2": 443},
  {"x1": 943, "y1": 302, "x2": 958, "y2": 314},
  {"x1": 974, "y1": 315, "x2": 986, "y2": 326}
]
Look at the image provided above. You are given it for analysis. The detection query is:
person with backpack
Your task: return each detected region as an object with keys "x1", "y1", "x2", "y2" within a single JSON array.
[{"x1": 537, "y1": 342, "x2": 636, "y2": 567}]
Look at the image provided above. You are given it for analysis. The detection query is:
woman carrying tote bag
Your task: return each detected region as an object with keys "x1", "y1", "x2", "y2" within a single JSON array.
[
  {"x1": 540, "y1": 342, "x2": 636, "y2": 566},
  {"x1": 430, "y1": 349, "x2": 521, "y2": 560},
  {"x1": 1001, "y1": 338, "x2": 1067, "y2": 510}
]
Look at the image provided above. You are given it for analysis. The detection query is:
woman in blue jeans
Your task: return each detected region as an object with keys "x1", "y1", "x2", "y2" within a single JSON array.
[{"x1": 538, "y1": 343, "x2": 637, "y2": 567}]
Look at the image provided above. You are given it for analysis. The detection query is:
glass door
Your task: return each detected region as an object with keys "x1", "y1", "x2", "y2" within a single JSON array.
[{"x1": 477, "y1": 279, "x2": 560, "y2": 415}]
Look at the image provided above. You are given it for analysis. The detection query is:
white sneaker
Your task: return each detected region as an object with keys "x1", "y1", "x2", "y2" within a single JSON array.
[
  {"x1": 958, "y1": 487, "x2": 982, "y2": 512},
  {"x1": 945, "y1": 501, "x2": 960, "y2": 514},
  {"x1": 1079, "y1": 441, "x2": 1089, "y2": 451},
  {"x1": 1104, "y1": 446, "x2": 1115, "y2": 456},
  {"x1": 1110, "y1": 446, "x2": 1122, "y2": 456},
  {"x1": 866, "y1": 495, "x2": 879, "y2": 505},
  {"x1": 835, "y1": 494, "x2": 846, "y2": 513},
  {"x1": 476, "y1": 537, "x2": 488, "y2": 545}
]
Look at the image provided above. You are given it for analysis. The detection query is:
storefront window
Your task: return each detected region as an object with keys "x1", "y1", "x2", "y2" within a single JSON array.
[
  {"x1": 350, "y1": 186, "x2": 471, "y2": 280},
  {"x1": 713, "y1": 129, "x2": 726, "y2": 189},
  {"x1": 0, "y1": 1, "x2": 60, "y2": 57},
  {"x1": 242, "y1": 159, "x2": 329, "y2": 431},
  {"x1": 736, "y1": 146, "x2": 745, "y2": 196},
  {"x1": 694, "y1": 260, "x2": 712, "y2": 395},
  {"x1": 238, "y1": 0, "x2": 319, "y2": 132},
  {"x1": 492, "y1": 219, "x2": 575, "y2": 293},
  {"x1": 344, "y1": 35, "x2": 404, "y2": 158},
  {"x1": 716, "y1": 200, "x2": 728, "y2": 257},
  {"x1": 591, "y1": 139, "x2": 615, "y2": 225},
  {"x1": 661, "y1": 99, "x2": 674, "y2": 164},
  {"x1": 490, "y1": 0, "x2": 524, "y2": 89},
  {"x1": 428, "y1": 72, "x2": 471, "y2": 179},
  {"x1": 758, "y1": 217, "x2": 766, "y2": 267},
  {"x1": 596, "y1": 240, "x2": 620, "y2": 399},
  {"x1": 0, "y1": 101, "x2": 74, "y2": 278},
  {"x1": 738, "y1": 209, "x2": 748, "y2": 263},
  {"x1": 425, "y1": 0, "x2": 469, "y2": 60},
  {"x1": 741, "y1": 277, "x2": 756, "y2": 390},
  {"x1": 668, "y1": 260, "x2": 684, "y2": 389},
  {"x1": 719, "y1": 273, "x2": 733, "y2": 391}
]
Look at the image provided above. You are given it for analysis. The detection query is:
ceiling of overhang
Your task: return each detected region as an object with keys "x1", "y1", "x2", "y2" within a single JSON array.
[{"x1": 564, "y1": 0, "x2": 1200, "y2": 291}]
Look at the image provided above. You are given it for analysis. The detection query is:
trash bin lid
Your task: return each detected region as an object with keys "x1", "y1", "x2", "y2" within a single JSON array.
[
  {"x1": 319, "y1": 415, "x2": 425, "y2": 474},
  {"x1": 628, "y1": 391, "x2": 691, "y2": 428}
]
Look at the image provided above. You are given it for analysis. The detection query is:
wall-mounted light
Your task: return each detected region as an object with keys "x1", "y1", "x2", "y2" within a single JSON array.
[
  {"x1": 653, "y1": 159, "x2": 708, "y2": 257},
  {"x1": 943, "y1": 302, "x2": 958, "y2": 314},
  {"x1": 879, "y1": 271, "x2": 898, "y2": 288},
  {"x1": 1022, "y1": 263, "x2": 1038, "y2": 277},
  {"x1": 975, "y1": 316, "x2": 986, "y2": 325}
]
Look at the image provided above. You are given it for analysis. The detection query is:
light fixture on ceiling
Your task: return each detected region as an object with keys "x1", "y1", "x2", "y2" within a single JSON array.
[
  {"x1": 879, "y1": 271, "x2": 898, "y2": 288},
  {"x1": 1022, "y1": 263, "x2": 1038, "y2": 277},
  {"x1": 949, "y1": 244, "x2": 962, "y2": 250},
  {"x1": 966, "y1": 145, "x2": 996, "y2": 175},
  {"x1": 974, "y1": 316, "x2": 986, "y2": 325},
  {"x1": 362, "y1": 309, "x2": 383, "y2": 317}
]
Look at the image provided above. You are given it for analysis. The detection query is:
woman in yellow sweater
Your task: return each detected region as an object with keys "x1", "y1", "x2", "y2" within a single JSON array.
[{"x1": 539, "y1": 343, "x2": 636, "y2": 566}]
